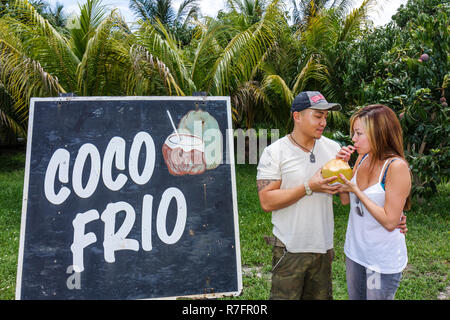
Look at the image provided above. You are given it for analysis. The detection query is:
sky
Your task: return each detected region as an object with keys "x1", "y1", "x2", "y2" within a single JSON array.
[{"x1": 46, "y1": 0, "x2": 408, "y2": 27}]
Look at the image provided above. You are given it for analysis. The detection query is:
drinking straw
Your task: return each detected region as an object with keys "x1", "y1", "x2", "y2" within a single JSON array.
[{"x1": 166, "y1": 110, "x2": 181, "y2": 141}]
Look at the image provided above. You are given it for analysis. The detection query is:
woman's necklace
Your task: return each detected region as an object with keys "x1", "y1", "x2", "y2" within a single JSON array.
[{"x1": 289, "y1": 133, "x2": 316, "y2": 163}]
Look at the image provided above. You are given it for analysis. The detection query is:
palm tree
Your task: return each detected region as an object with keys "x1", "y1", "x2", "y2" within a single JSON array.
[
  {"x1": 129, "y1": 0, "x2": 200, "y2": 45},
  {"x1": 294, "y1": 0, "x2": 377, "y2": 130},
  {"x1": 245, "y1": 0, "x2": 377, "y2": 131},
  {"x1": 225, "y1": 0, "x2": 267, "y2": 27},
  {"x1": 47, "y1": 2, "x2": 68, "y2": 29},
  {"x1": 0, "y1": 0, "x2": 71, "y2": 132},
  {"x1": 0, "y1": 0, "x2": 175, "y2": 141},
  {"x1": 129, "y1": 0, "x2": 199, "y2": 27},
  {"x1": 69, "y1": 0, "x2": 109, "y2": 60},
  {"x1": 213, "y1": 0, "x2": 331, "y2": 129},
  {"x1": 291, "y1": 0, "x2": 355, "y2": 30},
  {"x1": 25, "y1": 0, "x2": 66, "y2": 29},
  {"x1": 300, "y1": 0, "x2": 375, "y2": 96}
]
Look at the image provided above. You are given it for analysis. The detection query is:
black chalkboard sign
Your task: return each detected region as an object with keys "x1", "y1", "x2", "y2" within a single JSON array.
[{"x1": 16, "y1": 96, "x2": 242, "y2": 300}]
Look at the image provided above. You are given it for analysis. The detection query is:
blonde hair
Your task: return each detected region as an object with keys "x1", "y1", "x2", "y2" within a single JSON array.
[{"x1": 350, "y1": 104, "x2": 411, "y2": 210}]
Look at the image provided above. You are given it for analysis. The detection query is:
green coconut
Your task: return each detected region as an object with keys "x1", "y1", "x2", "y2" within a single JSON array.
[{"x1": 177, "y1": 109, "x2": 223, "y2": 170}]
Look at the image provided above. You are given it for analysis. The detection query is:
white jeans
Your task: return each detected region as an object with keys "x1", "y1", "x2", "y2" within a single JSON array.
[{"x1": 345, "y1": 256, "x2": 402, "y2": 300}]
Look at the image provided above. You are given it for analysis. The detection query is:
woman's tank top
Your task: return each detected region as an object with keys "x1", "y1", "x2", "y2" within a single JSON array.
[{"x1": 344, "y1": 155, "x2": 408, "y2": 274}]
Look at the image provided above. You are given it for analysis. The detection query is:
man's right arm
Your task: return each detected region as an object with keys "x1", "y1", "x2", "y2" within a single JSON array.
[
  {"x1": 257, "y1": 179, "x2": 307, "y2": 212},
  {"x1": 257, "y1": 170, "x2": 341, "y2": 213}
]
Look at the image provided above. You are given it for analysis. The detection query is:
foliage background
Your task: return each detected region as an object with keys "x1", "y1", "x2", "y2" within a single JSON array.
[{"x1": 1, "y1": 0, "x2": 448, "y2": 199}]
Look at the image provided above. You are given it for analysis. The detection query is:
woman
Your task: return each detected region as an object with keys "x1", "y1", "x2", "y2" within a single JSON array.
[{"x1": 336, "y1": 104, "x2": 411, "y2": 300}]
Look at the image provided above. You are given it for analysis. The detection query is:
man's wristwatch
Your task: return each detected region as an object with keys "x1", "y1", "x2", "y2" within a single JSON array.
[{"x1": 304, "y1": 181, "x2": 313, "y2": 196}]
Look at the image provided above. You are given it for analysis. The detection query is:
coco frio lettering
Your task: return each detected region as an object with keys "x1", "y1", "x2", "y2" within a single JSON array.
[
  {"x1": 44, "y1": 131, "x2": 156, "y2": 204},
  {"x1": 43, "y1": 131, "x2": 187, "y2": 275}
]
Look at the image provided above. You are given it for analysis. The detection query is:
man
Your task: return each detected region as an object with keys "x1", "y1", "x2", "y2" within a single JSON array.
[{"x1": 257, "y1": 91, "x2": 343, "y2": 300}]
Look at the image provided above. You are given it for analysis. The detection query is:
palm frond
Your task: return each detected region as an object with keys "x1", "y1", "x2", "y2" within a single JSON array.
[
  {"x1": 299, "y1": 10, "x2": 333, "y2": 55},
  {"x1": 128, "y1": 44, "x2": 184, "y2": 95},
  {"x1": 7, "y1": 0, "x2": 79, "y2": 90},
  {"x1": 231, "y1": 80, "x2": 265, "y2": 128},
  {"x1": 0, "y1": 37, "x2": 65, "y2": 125},
  {"x1": 259, "y1": 74, "x2": 293, "y2": 128},
  {"x1": 292, "y1": 54, "x2": 328, "y2": 95},
  {"x1": 0, "y1": 81, "x2": 27, "y2": 142},
  {"x1": 136, "y1": 18, "x2": 195, "y2": 94},
  {"x1": 129, "y1": 0, "x2": 153, "y2": 22},
  {"x1": 76, "y1": 10, "x2": 131, "y2": 96},
  {"x1": 175, "y1": 0, "x2": 199, "y2": 25},
  {"x1": 70, "y1": 0, "x2": 108, "y2": 60},
  {"x1": 189, "y1": 19, "x2": 230, "y2": 89},
  {"x1": 209, "y1": 0, "x2": 283, "y2": 95},
  {"x1": 338, "y1": 0, "x2": 374, "y2": 43},
  {"x1": 262, "y1": 74, "x2": 294, "y2": 106}
]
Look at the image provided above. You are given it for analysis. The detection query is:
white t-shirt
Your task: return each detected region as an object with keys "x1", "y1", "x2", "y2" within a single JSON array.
[{"x1": 257, "y1": 135, "x2": 341, "y2": 253}]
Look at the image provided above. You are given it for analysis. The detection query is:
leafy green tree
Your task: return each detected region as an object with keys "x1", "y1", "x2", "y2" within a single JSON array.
[{"x1": 341, "y1": 0, "x2": 449, "y2": 198}]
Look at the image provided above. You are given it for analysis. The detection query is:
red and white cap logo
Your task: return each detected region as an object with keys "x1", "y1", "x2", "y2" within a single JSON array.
[{"x1": 310, "y1": 93, "x2": 326, "y2": 104}]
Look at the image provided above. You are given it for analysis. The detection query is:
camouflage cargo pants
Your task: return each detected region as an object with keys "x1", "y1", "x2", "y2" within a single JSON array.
[{"x1": 270, "y1": 245, "x2": 334, "y2": 300}]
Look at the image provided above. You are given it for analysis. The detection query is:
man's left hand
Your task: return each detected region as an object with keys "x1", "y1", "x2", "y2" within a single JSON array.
[{"x1": 397, "y1": 214, "x2": 408, "y2": 234}]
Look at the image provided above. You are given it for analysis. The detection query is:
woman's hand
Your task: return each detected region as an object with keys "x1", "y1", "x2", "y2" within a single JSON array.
[
  {"x1": 337, "y1": 173, "x2": 360, "y2": 194},
  {"x1": 336, "y1": 145, "x2": 356, "y2": 162}
]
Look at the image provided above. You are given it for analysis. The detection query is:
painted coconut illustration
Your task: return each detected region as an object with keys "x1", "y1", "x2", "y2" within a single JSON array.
[
  {"x1": 162, "y1": 133, "x2": 206, "y2": 176},
  {"x1": 177, "y1": 109, "x2": 223, "y2": 170},
  {"x1": 322, "y1": 159, "x2": 353, "y2": 185}
]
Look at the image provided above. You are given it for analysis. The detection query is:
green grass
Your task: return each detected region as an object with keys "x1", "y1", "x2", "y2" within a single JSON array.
[
  {"x1": 234, "y1": 164, "x2": 450, "y2": 300},
  {"x1": 0, "y1": 151, "x2": 448, "y2": 300},
  {"x1": 0, "y1": 150, "x2": 25, "y2": 300}
]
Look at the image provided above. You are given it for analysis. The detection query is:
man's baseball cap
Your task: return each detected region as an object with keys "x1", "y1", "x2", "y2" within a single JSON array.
[{"x1": 291, "y1": 91, "x2": 341, "y2": 112}]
